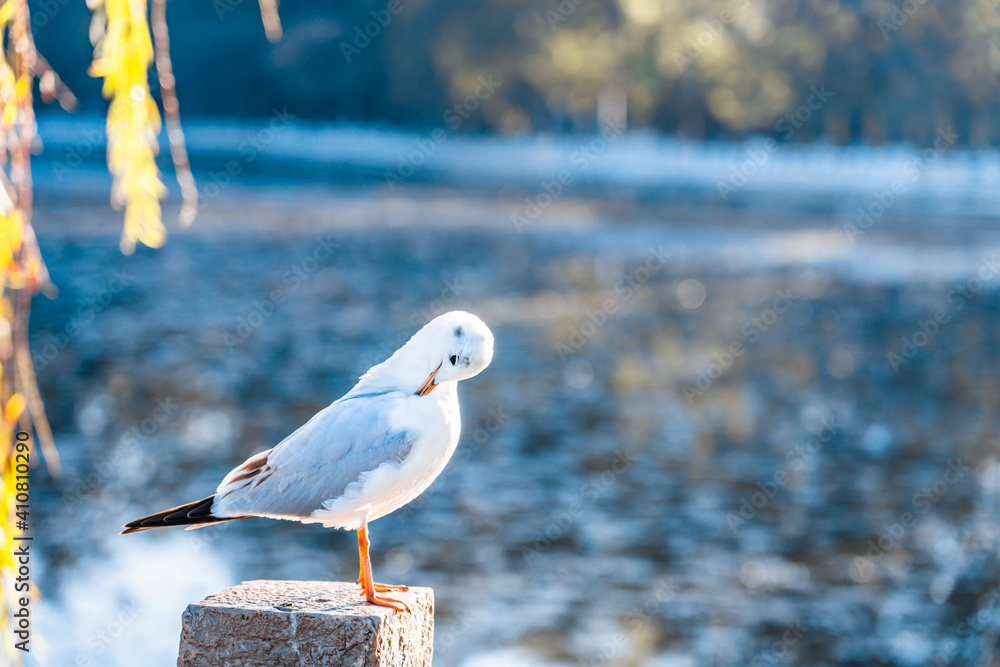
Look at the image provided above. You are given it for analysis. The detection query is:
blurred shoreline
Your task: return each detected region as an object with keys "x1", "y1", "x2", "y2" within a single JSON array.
[{"x1": 33, "y1": 115, "x2": 1000, "y2": 220}]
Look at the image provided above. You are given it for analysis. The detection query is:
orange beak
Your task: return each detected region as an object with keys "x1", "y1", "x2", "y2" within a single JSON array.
[{"x1": 416, "y1": 364, "x2": 442, "y2": 396}]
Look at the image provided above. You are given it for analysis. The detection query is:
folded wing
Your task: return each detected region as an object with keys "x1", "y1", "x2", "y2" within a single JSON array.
[{"x1": 212, "y1": 392, "x2": 415, "y2": 520}]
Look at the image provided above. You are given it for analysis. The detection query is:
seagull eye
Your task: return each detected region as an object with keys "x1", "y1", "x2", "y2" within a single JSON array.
[{"x1": 449, "y1": 354, "x2": 458, "y2": 365}]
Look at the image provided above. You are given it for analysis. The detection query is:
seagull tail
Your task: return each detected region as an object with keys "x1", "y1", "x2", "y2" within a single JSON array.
[{"x1": 120, "y1": 495, "x2": 252, "y2": 535}]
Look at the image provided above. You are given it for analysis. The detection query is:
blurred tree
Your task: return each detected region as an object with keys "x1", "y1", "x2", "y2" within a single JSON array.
[{"x1": 33, "y1": 0, "x2": 1000, "y2": 145}]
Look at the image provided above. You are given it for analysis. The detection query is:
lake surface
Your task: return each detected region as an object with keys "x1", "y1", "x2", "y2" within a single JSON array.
[{"x1": 23, "y1": 133, "x2": 1000, "y2": 666}]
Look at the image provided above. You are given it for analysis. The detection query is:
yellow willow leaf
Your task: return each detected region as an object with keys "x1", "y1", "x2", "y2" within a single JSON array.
[
  {"x1": 7, "y1": 209, "x2": 22, "y2": 254},
  {"x1": 0, "y1": 1, "x2": 13, "y2": 25},
  {"x1": 145, "y1": 98, "x2": 161, "y2": 126},
  {"x1": 13, "y1": 77, "x2": 29, "y2": 102},
  {"x1": 1, "y1": 102, "x2": 15, "y2": 130},
  {"x1": 4, "y1": 393, "x2": 25, "y2": 426},
  {"x1": 0, "y1": 212, "x2": 10, "y2": 257},
  {"x1": 122, "y1": 209, "x2": 166, "y2": 253},
  {"x1": 138, "y1": 227, "x2": 166, "y2": 249},
  {"x1": 87, "y1": 61, "x2": 109, "y2": 78}
]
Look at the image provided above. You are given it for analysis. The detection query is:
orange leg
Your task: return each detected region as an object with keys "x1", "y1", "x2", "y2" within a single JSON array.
[
  {"x1": 356, "y1": 558, "x2": 407, "y2": 594},
  {"x1": 356, "y1": 524, "x2": 410, "y2": 612}
]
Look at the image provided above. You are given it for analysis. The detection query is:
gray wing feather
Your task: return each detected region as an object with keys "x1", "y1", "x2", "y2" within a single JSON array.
[{"x1": 212, "y1": 393, "x2": 414, "y2": 519}]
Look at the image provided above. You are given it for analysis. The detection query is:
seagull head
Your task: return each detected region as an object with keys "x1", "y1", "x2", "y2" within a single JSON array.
[
  {"x1": 412, "y1": 311, "x2": 494, "y2": 396},
  {"x1": 359, "y1": 310, "x2": 494, "y2": 396}
]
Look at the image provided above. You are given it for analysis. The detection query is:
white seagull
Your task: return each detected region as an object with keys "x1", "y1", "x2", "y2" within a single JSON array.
[{"x1": 122, "y1": 310, "x2": 494, "y2": 612}]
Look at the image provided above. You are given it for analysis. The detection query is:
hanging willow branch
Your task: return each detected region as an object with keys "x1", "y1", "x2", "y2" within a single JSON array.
[
  {"x1": 258, "y1": 0, "x2": 283, "y2": 42},
  {"x1": 89, "y1": 0, "x2": 282, "y2": 252},
  {"x1": 0, "y1": 0, "x2": 66, "y2": 662},
  {"x1": 89, "y1": 0, "x2": 170, "y2": 254},
  {"x1": 150, "y1": 0, "x2": 196, "y2": 225},
  {"x1": 0, "y1": 0, "x2": 281, "y2": 660}
]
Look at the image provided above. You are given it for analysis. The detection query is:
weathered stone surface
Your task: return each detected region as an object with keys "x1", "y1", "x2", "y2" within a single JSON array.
[{"x1": 177, "y1": 580, "x2": 433, "y2": 667}]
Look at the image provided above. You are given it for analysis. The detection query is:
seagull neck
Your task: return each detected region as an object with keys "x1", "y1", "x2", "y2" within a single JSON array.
[{"x1": 352, "y1": 354, "x2": 429, "y2": 396}]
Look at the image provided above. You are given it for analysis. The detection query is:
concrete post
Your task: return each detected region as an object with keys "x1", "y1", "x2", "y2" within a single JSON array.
[{"x1": 177, "y1": 580, "x2": 433, "y2": 666}]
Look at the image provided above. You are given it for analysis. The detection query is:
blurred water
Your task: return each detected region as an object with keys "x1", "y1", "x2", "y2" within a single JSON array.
[{"x1": 24, "y1": 137, "x2": 1000, "y2": 667}]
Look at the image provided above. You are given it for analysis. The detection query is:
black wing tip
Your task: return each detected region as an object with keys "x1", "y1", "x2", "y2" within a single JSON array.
[{"x1": 119, "y1": 495, "x2": 220, "y2": 535}]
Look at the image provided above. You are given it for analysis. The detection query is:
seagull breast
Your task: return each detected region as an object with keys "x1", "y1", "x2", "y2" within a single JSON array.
[{"x1": 309, "y1": 381, "x2": 462, "y2": 528}]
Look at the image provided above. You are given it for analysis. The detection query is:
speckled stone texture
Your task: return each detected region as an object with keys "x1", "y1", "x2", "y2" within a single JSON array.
[{"x1": 177, "y1": 580, "x2": 433, "y2": 667}]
